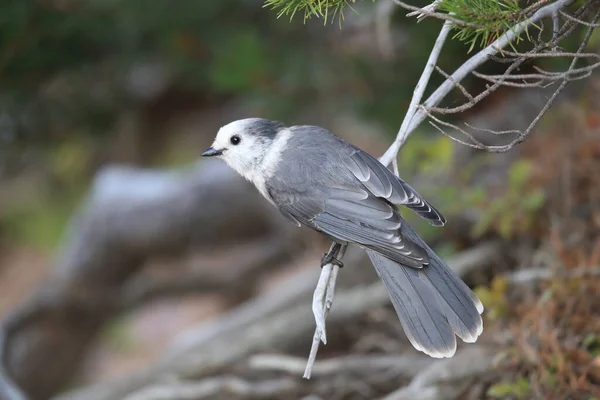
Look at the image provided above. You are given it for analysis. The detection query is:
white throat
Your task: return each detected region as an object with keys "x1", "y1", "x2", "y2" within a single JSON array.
[{"x1": 232, "y1": 128, "x2": 292, "y2": 201}]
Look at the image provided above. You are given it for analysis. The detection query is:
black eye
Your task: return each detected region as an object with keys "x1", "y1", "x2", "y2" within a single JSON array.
[{"x1": 230, "y1": 135, "x2": 241, "y2": 145}]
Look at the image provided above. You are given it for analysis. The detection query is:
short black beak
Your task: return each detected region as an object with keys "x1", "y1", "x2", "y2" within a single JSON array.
[{"x1": 201, "y1": 147, "x2": 224, "y2": 157}]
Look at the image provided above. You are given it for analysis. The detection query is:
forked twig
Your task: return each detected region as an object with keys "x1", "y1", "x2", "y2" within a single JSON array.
[{"x1": 304, "y1": 244, "x2": 346, "y2": 378}]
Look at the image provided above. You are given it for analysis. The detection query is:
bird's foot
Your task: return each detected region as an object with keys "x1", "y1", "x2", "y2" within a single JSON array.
[{"x1": 321, "y1": 253, "x2": 344, "y2": 268}]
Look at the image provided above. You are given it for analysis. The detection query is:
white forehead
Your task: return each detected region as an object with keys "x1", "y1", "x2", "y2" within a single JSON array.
[{"x1": 215, "y1": 118, "x2": 259, "y2": 142}]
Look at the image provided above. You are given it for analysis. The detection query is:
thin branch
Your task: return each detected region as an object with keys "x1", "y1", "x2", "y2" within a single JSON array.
[
  {"x1": 473, "y1": 60, "x2": 600, "y2": 80},
  {"x1": 560, "y1": 10, "x2": 600, "y2": 26},
  {"x1": 426, "y1": 53, "x2": 528, "y2": 114},
  {"x1": 425, "y1": 6, "x2": 599, "y2": 154},
  {"x1": 491, "y1": 48, "x2": 600, "y2": 59},
  {"x1": 393, "y1": 0, "x2": 487, "y2": 29},
  {"x1": 426, "y1": 112, "x2": 488, "y2": 149},
  {"x1": 406, "y1": 0, "x2": 442, "y2": 21},
  {"x1": 472, "y1": 77, "x2": 552, "y2": 88},
  {"x1": 435, "y1": 66, "x2": 475, "y2": 102},
  {"x1": 479, "y1": 8, "x2": 600, "y2": 152},
  {"x1": 304, "y1": 244, "x2": 346, "y2": 379},
  {"x1": 380, "y1": 19, "x2": 453, "y2": 166},
  {"x1": 432, "y1": 40, "x2": 600, "y2": 113},
  {"x1": 382, "y1": 0, "x2": 580, "y2": 157},
  {"x1": 533, "y1": 63, "x2": 600, "y2": 76},
  {"x1": 521, "y1": 0, "x2": 555, "y2": 16},
  {"x1": 463, "y1": 122, "x2": 521, "y2": 136},
  {"x1": 552, "y1": 11, "x2": 561, "y2": 42}
]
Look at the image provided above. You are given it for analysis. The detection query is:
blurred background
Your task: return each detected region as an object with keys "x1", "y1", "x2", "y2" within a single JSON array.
[{"x1": 0, "y1": 1, "x2": 599, "y2": 399}]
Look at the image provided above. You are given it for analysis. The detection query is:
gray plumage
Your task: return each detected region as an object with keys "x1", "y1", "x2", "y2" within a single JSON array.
[{"x1": 203, "y1": 119, "x2": 484, "y2": 358}]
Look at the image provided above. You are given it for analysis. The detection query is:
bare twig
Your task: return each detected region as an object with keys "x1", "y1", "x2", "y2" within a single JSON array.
[
  {"x1": 560, "y1": 10, "x2": 600, "y2": 26},
  {"x1": 427, "y1": 57, "x2": 528, "y2": 114},
  {"x1": 380, "y1": 19, "x2": 453, "y2": 166},
  {"x1": 393, "y1": 0, "x2": 486, "y2": 28},
  {"x1": 381, "y1": 0, "x2": 585, "y2": 162},
  {"x1": 521, "y1": 0, "x2": 554, "y2": 16},
  {"x1": 491, "y1": 49, "x2": 600, "y2": 59},
  {"x1": 435, "y1": 66, "x2": 475, "y2": 102},
  {"x1": 304, "y1": 244, "x2": 346, "y2": 379},
  {"x1": 552, "y1": 11, "x2": 561, "y2": 42},
  {"x1": 427, "y1": 112, "x2": 489, "y2": 149},
  {"x1": 406, "y1": 0, "x2": 441, "y2": 21},
  {"x1": 473, "y1": 60, "x2": 600, "y2": 82},
  {"x1": 432, "y1": 7, "x2": 600, "y2": 152}
]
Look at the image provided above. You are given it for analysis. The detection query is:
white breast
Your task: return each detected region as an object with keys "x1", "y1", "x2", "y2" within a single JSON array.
[{"x1": 251, "y1": 128, "x2": 292, "y2": 203}]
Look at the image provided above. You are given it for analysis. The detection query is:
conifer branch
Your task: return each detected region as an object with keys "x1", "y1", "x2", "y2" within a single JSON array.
[
  {"x1": 264, "y1": 0, "x2": 371, "y2": 23},
  {"x1": 381, "y1": 0, "x2": 598, "y2": 163},
  {"x1": 419, "y1": 4, "x2": 600, "y2": 152}
]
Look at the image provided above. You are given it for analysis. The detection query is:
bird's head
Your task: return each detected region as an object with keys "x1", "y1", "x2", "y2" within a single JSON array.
[{"x1": 202, "y1": 118, "x2": 285, "y2": 178}]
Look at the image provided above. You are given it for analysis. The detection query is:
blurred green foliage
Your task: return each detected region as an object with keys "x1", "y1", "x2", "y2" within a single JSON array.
[
  {"x1": 487, "y1": 377, "x2": 531, "y2": 399},
  {"x1": 398, "y1": 133, "x2": 546, "y2": 246},
  {"x1": 0, "y1": 1, "x2": 561, "y2": 250},
  {"x1": 0, "y1": 0, "x2": 497, "y2": 146},
  {"x1": 475, "y1": 275, "x2": 508, "y2": 321},
  {"x1": 471, "y1": 160, "x2": 545, "y2": 238},
  {"x1": 1, "y1": 0, "x2": 280, "y2": 140},
  {"x1": 2, "y1": 196, "x2": 77, "y2": 250},
  {"x1": 100, "y1": 318, "x2": 137, "y2": 353},
  {"x1": 0, "y1": 0, "x2": 479, "y2": 249}
]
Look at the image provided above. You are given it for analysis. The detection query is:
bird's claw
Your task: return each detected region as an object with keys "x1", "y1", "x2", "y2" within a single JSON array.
[{"x1": 321, "y1": 253, "x2": 344, "y2": 268}]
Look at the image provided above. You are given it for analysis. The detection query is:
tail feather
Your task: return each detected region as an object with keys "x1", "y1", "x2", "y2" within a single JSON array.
[
  {"x1": 399, "y1": 181, "x2": 447, "y2": 227},
  {"x1": 366, "y1": 224, "x2": 483, "y2": 358}
]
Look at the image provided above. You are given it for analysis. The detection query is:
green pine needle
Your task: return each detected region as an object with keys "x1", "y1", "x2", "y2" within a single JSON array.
[
  {"x1": 263, "y1": 0, "x2": 362, "y2": 25},
  {"x1": 437, "y1": 0, "x2": 526, "y2": 51}
]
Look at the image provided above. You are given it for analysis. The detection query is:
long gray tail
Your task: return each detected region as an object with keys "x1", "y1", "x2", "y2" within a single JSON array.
[{"x1": 366, "y1": 224, "x2": 484, "y2": 358}]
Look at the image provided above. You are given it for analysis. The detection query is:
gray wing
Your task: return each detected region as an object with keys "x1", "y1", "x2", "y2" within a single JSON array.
[
  {"x1": 346, "y1": 147, "x2": 446, "y2": 227},
  {"x1": 269, "y1": 184, "x2": 429, "y2": 268}
]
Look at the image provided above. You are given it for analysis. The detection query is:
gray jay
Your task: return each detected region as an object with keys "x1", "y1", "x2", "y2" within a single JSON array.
[{"x1": 202, "y1": 118, "x2": 483, "y2": 358}]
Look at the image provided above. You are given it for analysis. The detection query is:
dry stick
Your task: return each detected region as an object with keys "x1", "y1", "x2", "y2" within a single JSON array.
[
  {"x1": 393, "y1": 0, "x2": 486, "y2": 28},
  {"x1": 560, "y1": 10, "x2": 600, "y2": 26},
  {"x1": 472, "y1": 61, "x2": 600, "y2": 81},
  {"x1": 435, "y1": 66, "x2": 475, "y2": 102},
  {"x1": 304, "y1": 245, "x2": 346, "y2": 378},
  {"x1": 406, "y1": 0, "x2": 441, "y2": 21},
  {"x1": 439, "y1": 8, "x2": 600, "y2": 153},
  {"x1": 428, "y1": 56, "x2": 530, "y2": 114},
  {"x1": 425, "y1": 15, "x2": 598, "y2": 116},
  {"x1": 381, "y1": 19, "x2": 453, "y2": 167},
  {"x1": 382, "y1": 0, "x2": 578, "y2": 165},
  {"x1": 476, "y1": 8, "x2": 600, "y2": 153}
]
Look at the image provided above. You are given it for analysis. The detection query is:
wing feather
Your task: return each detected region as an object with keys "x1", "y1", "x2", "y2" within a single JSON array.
[
  {"x1": 272, "y1": 183, "x2": 430, "y2": 268},
  {"x1": 348, "y1": 149, "x2": 446, "y2": 227}
]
